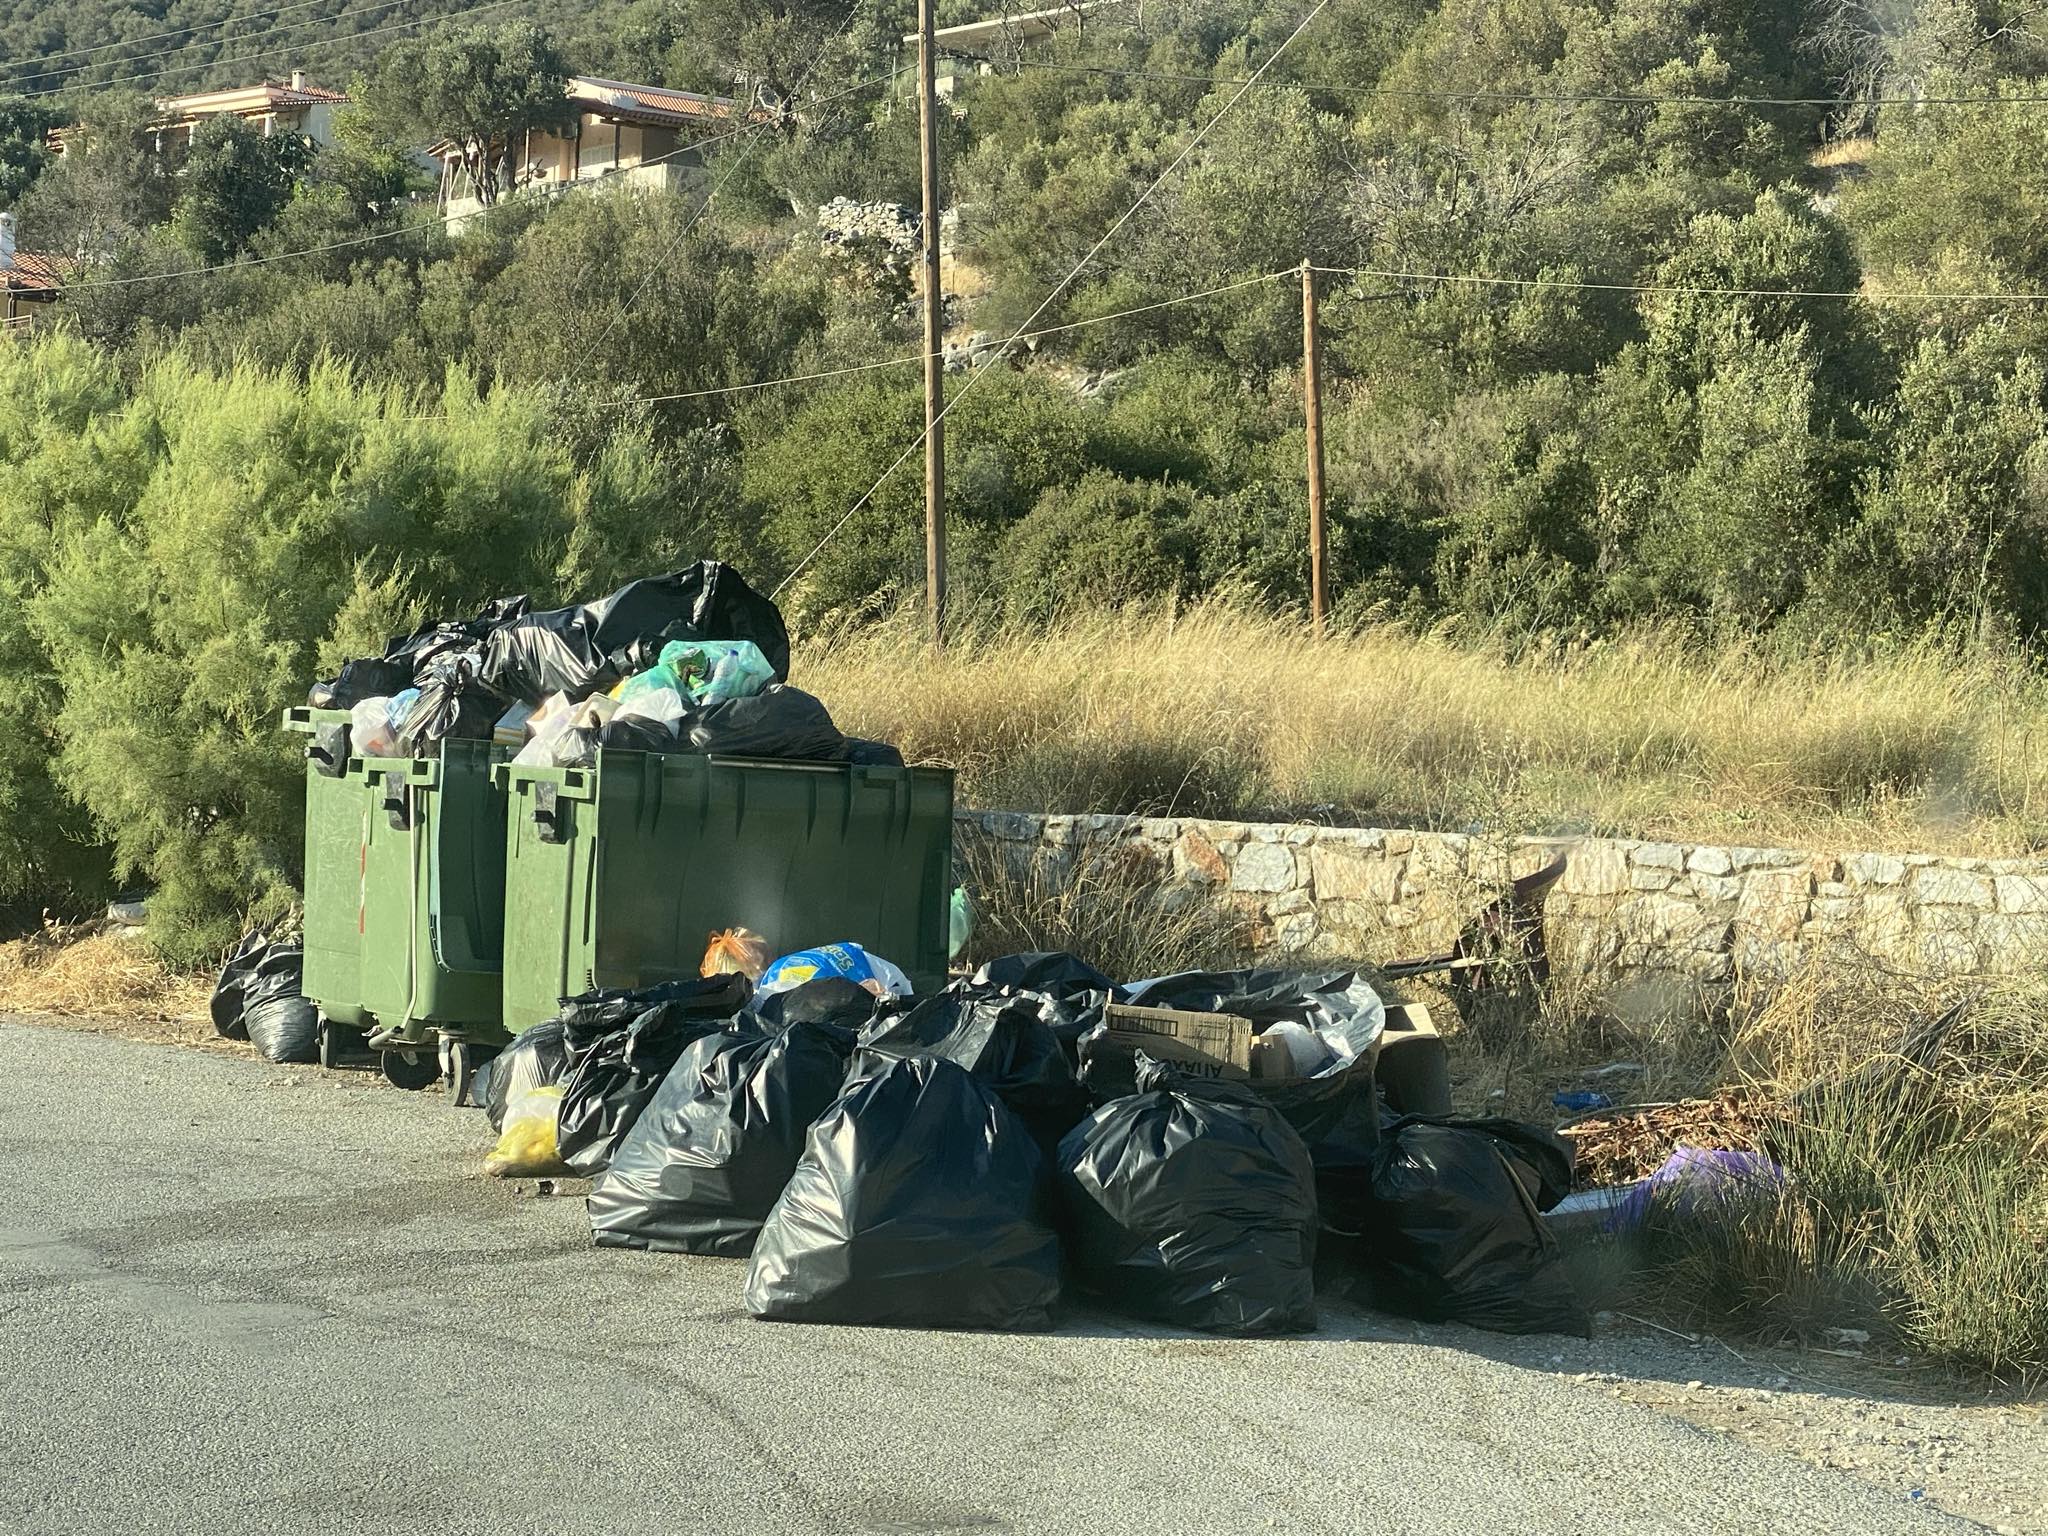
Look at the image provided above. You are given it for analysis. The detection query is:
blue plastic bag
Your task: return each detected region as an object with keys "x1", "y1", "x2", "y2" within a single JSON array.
[{"x1": 756, "y1": 943, "x2": 913, "y2": 1002}]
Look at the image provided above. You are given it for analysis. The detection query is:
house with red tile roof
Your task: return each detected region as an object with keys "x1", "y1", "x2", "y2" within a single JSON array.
[
  {"x1": 152, "y1": 70, "x2": 350, "y2": 150},
  {"x1": 0, "y1": 213, "x2": 72, "y2": 335},
  {"x1": 436, "y1": 75, "x2": 764, "y2": 219},
  {"x1": 52, "y1": 70, "x2": 351, "y2": 160}
]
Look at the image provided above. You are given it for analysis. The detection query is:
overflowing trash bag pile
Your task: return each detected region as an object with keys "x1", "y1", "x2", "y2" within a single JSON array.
[
  {"x1": 552, "y1": 975, "x2": 753, "y2": 1177},
  {"x1": 467, "y1": 947, "x2": 1590, "y2": 1340},
  {"x1": 308, "y1": 561, "x2": 891, "y2": 770},
  {"x1": 211, "y1": 930, "x2": 318, "y2": 1065}
]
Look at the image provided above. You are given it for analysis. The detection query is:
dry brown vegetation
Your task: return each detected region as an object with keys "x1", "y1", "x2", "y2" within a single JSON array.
[
  {"x1": 1620, "y1": 958, "x2": 2048, "y2": 1382},
  {"x1": 811, "y1": 604, "x2": 2048, "y2": 856},
  {"x1": 0, "y1": 919, "x2": 216, "y2": 1047}
]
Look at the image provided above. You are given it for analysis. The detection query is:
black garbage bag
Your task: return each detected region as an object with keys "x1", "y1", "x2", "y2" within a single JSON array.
[
  {"x1": 1083, "y1": 969, "x2": 1386, "y2": 1147},
  {"x1": 246, "y1": 987, "x2": 318, "y2": 1066},
  {"x1": 1316, "y1": 1112, "x2": 1574, "y2": 1236},
  {"x1": 308, "y1": 656, "x2": 413, "y2": 712},
  {"x1": 481, "y1": 562, "x2": 790, "y2": 703},
  {"x1": 975, "y1": 951, "x2": 1116, "y2": 1001},
  {"x1": 555, "y1": 974, "x2": 754, "y2": 1176},
  {"x1": 1342, "y1": 1118, "x2": 1587, "y2": 1337},
  {"x1": 752, "y1": 977, "x2": 880, "y2": 1033},
  {"x1": 683, "y1": 685, "x2": 847, "y2": 761},
  {"x1": 856, "y1": 982, "x2": 1093, "y2": 1157},
  {"x1": 310, "y1": 595, "x2": 529, "y2": 709},
  {"x1": 210, "y1": 932, "x2": 317, "y2": 1063},
  {"x1": 972, "y1": 951, "x2": 1120, "y2": 1055},
  {"x1": 397, "y1": 649, "x2": 509, "y2": 752},
  {"x1": 598, "y1": 714, "x2": 679, "y2": 753},
  {"x1": 556, "y1": 975, "x2": 735, "y2": 1052},
  {"x1": 843, "y1": 738, "x2": 906, "y2": 767},
  {"x1": 210, "y1": 930, "x2": 265, "y2": 1041},
  {"x1": 1058, "y1": 1059, "x2": 1319, "y2": 1335},
  {"x1": 746, "y1": 1056, "x2": 1062, "y2": 1330},
  {"x1": 589, "y1": 1020, "x2": 856, "y2": 1256}
]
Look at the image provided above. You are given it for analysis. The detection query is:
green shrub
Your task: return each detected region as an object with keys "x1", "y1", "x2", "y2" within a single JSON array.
[
  {"x1": 10, "y1": 344, "x2": 722, "y2": 961},
  {"x1": 0, "y1": 335, "x2": 134, "y2": 923},
  {"x1": 993, "y1": 470, "x2": 1200, "y2": 622}
]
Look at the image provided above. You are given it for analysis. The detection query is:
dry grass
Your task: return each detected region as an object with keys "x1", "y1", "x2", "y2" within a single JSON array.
[
  {"x1": 808, "y1": 604, "x2": 2048, "y2": 854},
  {"x1": 1624, "y1": 956, "x2": 2048, "y2": 1383},
  {"x1": 959, "y1": 829, "x2": 1256, "y2": 982},
  {"x1": 1810, "y1": 134, "x2": 1876, "y2": 169},
  {"x1": 0, "y1": 920, "x2": 216, "y2": 1046}
]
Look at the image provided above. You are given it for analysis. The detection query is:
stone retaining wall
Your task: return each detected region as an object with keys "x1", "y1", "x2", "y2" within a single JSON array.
[{"x1": 958, "y1": 811, "x2": 2048, "y2": 983}]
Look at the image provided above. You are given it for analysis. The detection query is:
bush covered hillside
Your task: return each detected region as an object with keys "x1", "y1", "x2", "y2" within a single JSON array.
[{"x1": 8, "y1": 0, "x2": 2048, "y2": 947}]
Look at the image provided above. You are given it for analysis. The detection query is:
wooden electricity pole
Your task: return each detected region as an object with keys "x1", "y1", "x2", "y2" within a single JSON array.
[
  {"x1": 917, "y1": 0, "x2": 947, "y2": 644},
  {"x1": 1301, "y1": 260, "x2": 1329, "y2": 637}
]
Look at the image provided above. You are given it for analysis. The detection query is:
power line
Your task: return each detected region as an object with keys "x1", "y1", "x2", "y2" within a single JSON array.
[
  {"x1": 5, "y1": 0, "x2": 357, "y2": 72},
  {"x1": 13, "y1": 0, "x2": 524, "y2": 99},
  {"x1": 4, "y1": 0, "x2": 423, "y2": 91},
  {"x1": 51, "y1": 71, "x2": 889, "y2": 294},
  {"x1": 402, "y1": 268, "x2": 1293, "y2": 419},
  {"x1": 1309, "y1": 263, "x2": 2048, "y2": 303},
  {"x1": 771, "y1": 0, "x2": 1334, "y2": 600},
  {"x1": 1008, "y1": 59, "x2": 2048, "y2": 109}
]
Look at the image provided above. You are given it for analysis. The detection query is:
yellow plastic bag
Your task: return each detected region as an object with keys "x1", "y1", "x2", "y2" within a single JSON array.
[
  {"x1": 702, "y1": 927, "x2": 770, "y2": 981},
  {"x1": 483, "y1": 1084, "x2": 569, "y2": 1177}
]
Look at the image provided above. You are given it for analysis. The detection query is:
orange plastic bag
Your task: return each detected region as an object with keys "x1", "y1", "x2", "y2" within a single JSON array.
[{"x1": 702, "y1": 927, "x2": 770, "y2": 981}]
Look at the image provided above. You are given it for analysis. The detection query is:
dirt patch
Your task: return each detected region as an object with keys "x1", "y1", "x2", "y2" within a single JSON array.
[{"x1": 1609, "y1": 1363, "x2": 2047, "y2": 1533}]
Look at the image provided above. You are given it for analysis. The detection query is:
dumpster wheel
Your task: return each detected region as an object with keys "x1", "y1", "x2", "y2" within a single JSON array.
[
  {"x1": 316, "y1": 1017, "x2": 354, "y2": 1072},
  {"x1": 443, "y1": 1040, "x2": 489, "y2": 1107},
  {"x1": 380, "y1": 1046, "x2": 441, "y2": 1092}
]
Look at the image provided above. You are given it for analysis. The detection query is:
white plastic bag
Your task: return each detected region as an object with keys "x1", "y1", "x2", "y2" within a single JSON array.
[{"x1": 350, "y1": 695, "x2": 400, "y2": 758}]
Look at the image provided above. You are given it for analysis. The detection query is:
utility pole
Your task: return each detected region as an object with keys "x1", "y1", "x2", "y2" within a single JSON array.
[
  {"x1": 1301, "y1": 260, "x2": 1329, "y2": 637},
  {"x1": 917, "y1": 0, "x2": 947, "y2": 644}
]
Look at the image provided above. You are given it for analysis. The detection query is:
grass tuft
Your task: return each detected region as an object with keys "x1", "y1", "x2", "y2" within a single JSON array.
[
  {"x1": 958, "y1": 828, "x2": 1256, "y2": 984},
  {"x1": 1623, "y1": 959, "x2": 2048, "y2": 1382},
  {"x1": 0, "y1": 923, "x2": 213, "y2": 1022}
]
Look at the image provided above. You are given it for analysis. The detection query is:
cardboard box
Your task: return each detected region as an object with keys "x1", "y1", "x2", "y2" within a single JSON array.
[
  {"x1": 1377, "y1": 1002, "x2": 1451, "y2": 1115},
  {"x1": 1248, "y1": 1031, "x2": 1295, "y2": 1080},
  {"x1": 1100, "y1": 1003, "x2": 1253, "y2": 1079}
]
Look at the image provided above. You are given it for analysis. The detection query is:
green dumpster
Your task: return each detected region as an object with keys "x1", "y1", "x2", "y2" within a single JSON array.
[
  {"x1": 286, "y1": 707, "x2": 510, "y2": 1096},
  {"x1": 496, "y1": 751, "x2": 954, "y2": 1032}
]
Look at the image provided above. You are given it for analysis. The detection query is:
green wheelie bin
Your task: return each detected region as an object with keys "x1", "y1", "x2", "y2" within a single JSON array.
[
  {"x1": 495, "y1": 750, "x2": 954, "y2": 1032},
  {"x1": 286, "y1": 707, "x2": 510, "y2": 1099}
]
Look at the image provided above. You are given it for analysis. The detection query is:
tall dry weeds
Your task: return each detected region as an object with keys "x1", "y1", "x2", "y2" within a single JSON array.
[
  {"x1": 1632, "y1": 953, "x2": 2048, "y2": 1382},
  {"x1": 807, "y1": 604, "x2": 2048, "y2": 852},
  {"x1": 957, "y1": 828, "x2": 1255, "y2": 982}
]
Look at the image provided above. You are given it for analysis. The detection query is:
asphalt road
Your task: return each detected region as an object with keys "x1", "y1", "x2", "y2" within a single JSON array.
[{"x1": 1, "y1": 1020, "x2": 1980, "y2": 1536}]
